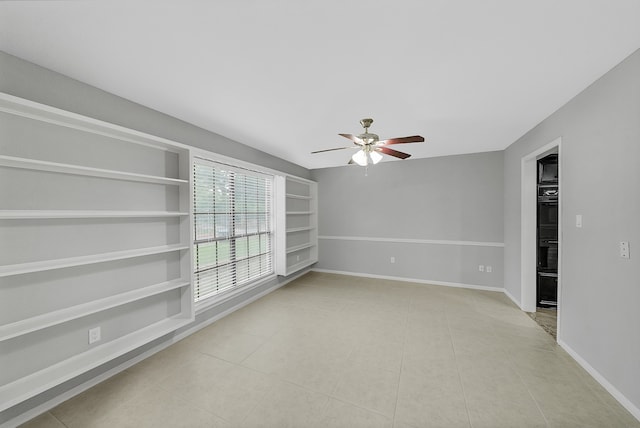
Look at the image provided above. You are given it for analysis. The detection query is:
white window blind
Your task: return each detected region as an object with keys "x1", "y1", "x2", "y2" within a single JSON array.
[{"x1": 193, "y1": 158, "x2": 274, "y2": 302}]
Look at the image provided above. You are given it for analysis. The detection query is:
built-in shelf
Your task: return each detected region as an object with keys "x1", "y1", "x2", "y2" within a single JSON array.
[
  {"x1": 285, "y1": 259, "x2": 317, "y2": 274},
  {"x1": 276, "y1": 176, "x2": 318, "y2": 276},
  {"x1": 286, "y1": 243, "x2": 315, "y2": 254},
  {"x1": 0, "y1": 244, "x2": 189, "y2": 278},
  {"x1": 0, "y1": 155, "x2": 188, "y2": 186},
  {"x1": 0, "y1": 279, "x2": 189, "y2": 342},
  {"x1": 286, "y1": 226, "x2": 315, "y2": 233},
  {"x1": 0, "y1": 210, "x2": 188, "y2": 220},
  {"x1": 285, "y1": 193, "x2": 312, "y2": 200},
  {"x1": 538, "y1": 272, "x2": 559, "y2": 278},
  {"x1": 286, "y1": 211, "x2": 314, "y2": 215},
  {"x1": 0, "y1": 316, "x2": 191, "y2": 412},
  {"x1": 0, "y1": 92, "x2": 195, "y2": 414},
  {"x1": 0, "y1": 92, "x2": 189, "y2": 153}
]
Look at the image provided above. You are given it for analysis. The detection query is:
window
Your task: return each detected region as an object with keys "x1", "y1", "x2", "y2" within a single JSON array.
[{"x1": 193, "y1": 157, "x2": 274, "y2": 302}]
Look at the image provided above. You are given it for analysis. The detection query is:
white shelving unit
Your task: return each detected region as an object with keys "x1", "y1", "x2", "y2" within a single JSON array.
[
  {"x1": 0, "y1": 155, "x2": 189, "y2": 186},
  {"x1": 275, "y1": 176, "x2": 318, "y2": 276},
  {"x1": 0, "y1": 244, "x2": 190, "y2": 277},
  {"x1": 0, "y1": 210, "x2": 189, "y2": 219},
  {"x1": 0, "y1": 93, "x2": 194, "y2": 412},
  {"x1": 0, "y1": 278, "x2": 190, "y2": 341},
  {"x1": 0, "y1": 316, "x2": 189, "y2": 411}
]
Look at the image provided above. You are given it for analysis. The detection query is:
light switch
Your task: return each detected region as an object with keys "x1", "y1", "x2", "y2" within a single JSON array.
[{"x1": 576, "y1": 214, "x2": 582, "y2": 228}]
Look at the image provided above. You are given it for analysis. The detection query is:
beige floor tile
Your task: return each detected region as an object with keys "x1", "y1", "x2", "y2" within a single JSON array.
[
  {"x1": 50, "y1": 369, "x2": 155, "y2": 428},
  {"x1": 396, "y1": 364, "x2": 470, "y2": 428},
  {"x1": 18, "y1": 412, "x2": 65, "y2": 428},
  {"x1": 312, "y1": 398, "x2": 393, "y2": 428},
  {"x1": 161, "y1": 351, "x2": 234, "y2": 387},
  {"x1": 455, "y1": 354, "x2": 518, "y2": 381},
  {"x1": 124, "y1": 339, "x2": 206, "y2": 383},
  {"x1": 193, "y1": 330, "x2": 269, "y2": 363},
  {"x1": 403, "y1": 332, "x2": 456, "y2": 362},
  {"x1": 406, "y1": 308, "x2": 449, "y2": 328},
  {"x1": 263, "y1": 327, "x2": 354, "y2": 361},
  {"x1": 269, "y1": 289, "x2": 350, "y2": 313},
  {"x1": 97, "y1": 385, "x2": 229, "y2": 428},
  {"x1": 347, "y1": 340, "x2": 405, "y2": 374},
  {"x1": 526, "y1": 377, "x2": 633, "y2": 428},
  {"x1": 494, "y1": 329, "x2": 558, "y2": 352},
  {"x1": 163, "y1": 360, "x2": 272, "y2": 424},
  {"x1": 465, "y1": 395, "x2": 547, "y2": 428},
  {"x1": 20, "y1": 273, "x2": 639, "y2": 428},
  {"x1": 241, "y1": 380, "x2": 330, "y2": 427},
  {"x1": 332, "y1": 363, "x2": 400, "y2": 417},
  {"x1": 577, "y1": 374, "x2": 640, "y2": 426},
  {"x1": 242, "y1": 329, "x2": 351, "y2": 394},
  {"x1": 275, "y1": 354, "x2": 349, "y2": 395},
  {"x1": 461, "y1": 374, "x2": 547, "y2": 428},
  {"x1": 393, "y1": 421, "x2": 420, "y2": 428},
  {"x1": 508, "y1": 348, "x2": 585, "y2": 383},
  {"x1": 395, "y1": 395, "x2": 471, "y2": 428},
  {"x1": 402, "y1": 351, "x2": 460, "y2": 379}
]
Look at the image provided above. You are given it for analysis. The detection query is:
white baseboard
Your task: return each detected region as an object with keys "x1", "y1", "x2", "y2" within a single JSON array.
[
  {"x1": 558, "y1": 339, "x2": 640, "y2": 422},
  {"x1": 318, "y1": 235, "x2": 504, "y2": 247},
  {"x1": 502, "y1": 287, "x2": 522, "y2": 309},
  {"x1": 1, "y1": 271, "x2": 309, "y2": 428},
  {"x1": 310, "y1": 268, "x2": 503, "y2": 293}
]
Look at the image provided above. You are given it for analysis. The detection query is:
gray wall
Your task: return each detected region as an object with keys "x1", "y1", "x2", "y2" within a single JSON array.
[
  {"x1": 0, "y1": 51, "x2": 311, "y2": 424},
  {"x1": 0, "y1": 51, "x2": 310, "y2": 180},
  {"x1": 311, "y1": 151, "x2": 504, "y2": 289},
  {"x1": 504, "y1": 49, "x2": 640, "y2": 412}
]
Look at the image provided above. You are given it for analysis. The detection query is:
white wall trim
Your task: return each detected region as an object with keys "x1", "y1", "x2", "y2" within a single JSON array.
[
  {"x1": 558, "y1": 339, "x2": 640, "y2": 422},
  {"x1": 503, "y1": 287, "x2": 522, "y2": 309},
  {"x1": 311, "y1": 268, "x2": 503, "y2": 292},
  {"x1": 318, "y1": 235, "x2": 504, "y2": 247},
  {"x1": 0, "y1": 269, "x2": 310, "y2": 428}
]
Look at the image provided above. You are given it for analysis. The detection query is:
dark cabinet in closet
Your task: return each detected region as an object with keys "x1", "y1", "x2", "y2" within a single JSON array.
[{"x1": 537, "y1": 154, "x2": 558, "y2": 307}]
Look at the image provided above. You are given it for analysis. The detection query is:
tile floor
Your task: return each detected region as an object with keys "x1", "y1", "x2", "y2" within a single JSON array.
[
  {"x1": 527, "y1": 307, "x2": 557, "y2": 339},
  {"x1": 20, "y1": 272, "x2": 639, "y2": 428}
]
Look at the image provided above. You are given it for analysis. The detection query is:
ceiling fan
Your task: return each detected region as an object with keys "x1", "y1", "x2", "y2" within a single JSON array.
[{"x1": 311, "y1": 118, "x2": 425, "y2": 166}]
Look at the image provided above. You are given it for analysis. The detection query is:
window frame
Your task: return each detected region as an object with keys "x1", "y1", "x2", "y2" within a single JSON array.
[{"x1": 191, "y1": 151, "x2": 279, "y2": 311}]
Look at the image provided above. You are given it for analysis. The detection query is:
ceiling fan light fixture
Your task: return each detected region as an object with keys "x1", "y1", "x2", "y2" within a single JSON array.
[
  {"x1": 370, "y1": 150, "x2": 383, "y2": 164},
  {"x1": 351, "y1": 148, "x2": 383, "y2": 166},
  {"x1": 351, "y1": 150, "x2": 368, "y2": 166},
  {"x1": 312, "y1": 118, "x2": 424, "y2": 166}
]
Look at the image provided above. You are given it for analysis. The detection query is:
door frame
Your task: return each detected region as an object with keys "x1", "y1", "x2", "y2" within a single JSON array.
[{"x1": 520, "y1": 137, "x2": 562, "y2": 338}]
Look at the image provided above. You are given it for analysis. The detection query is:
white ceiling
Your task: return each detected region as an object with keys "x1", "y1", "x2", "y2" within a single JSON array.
[{"x1": 1, "y1": 1, "x2": 639, "y2": 170}]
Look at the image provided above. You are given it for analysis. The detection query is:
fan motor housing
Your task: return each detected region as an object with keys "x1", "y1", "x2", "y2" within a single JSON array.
[{"x1": 357, "y1": 132, "x2": 379, "y2": 144}]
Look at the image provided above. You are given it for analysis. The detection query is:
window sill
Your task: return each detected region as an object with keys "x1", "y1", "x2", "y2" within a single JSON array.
[{"x1": 194, "y1": 273, "x2": 278, "y2": 315}]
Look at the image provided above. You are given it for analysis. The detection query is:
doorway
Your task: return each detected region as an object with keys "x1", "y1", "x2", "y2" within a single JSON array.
[{"x1": 520, "y1": 137, "x2": 561, "y2": 339}]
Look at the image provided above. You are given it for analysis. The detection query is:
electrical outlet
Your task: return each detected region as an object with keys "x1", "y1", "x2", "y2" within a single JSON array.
[
  {"x1": 486, "y1": 265, "x2": 492, "y2": 273},
  {"x1": 620, "y1": 241, "x2": 630, "y2": 259},
  {"x1": 478, "y1": 265, "x2": 484, "y2": 272},
  {"x1": 88, "y1": 327, "x2": 101, "y2": 344},
  {"x1": 390, "y1": 256, "x2": 396, "y2": 264}
]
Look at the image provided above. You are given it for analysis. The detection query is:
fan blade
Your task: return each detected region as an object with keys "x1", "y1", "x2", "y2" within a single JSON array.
[
  {"x1": 311, "y1": 146, "x2": 358, "y2": 154},
  {"x1": 376, "y1": 146, "x2": 411, "y2": 159},
  {"x1": 377, "y1": 135, "x2": 424, "y2": 145},
  {"x1": 338, "y1": 133, "x2": 365, "y2": 145}
]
